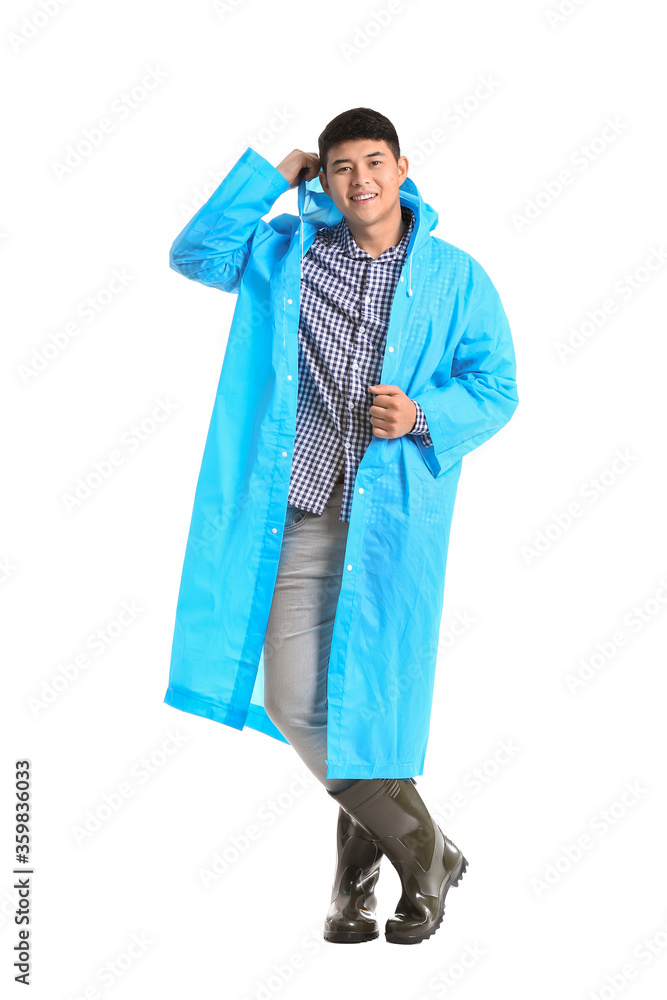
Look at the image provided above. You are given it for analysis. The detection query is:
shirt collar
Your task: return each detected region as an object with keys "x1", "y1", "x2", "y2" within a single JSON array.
[{"x1": 321, "y1": 205, "x2": 415, "y2": 263}]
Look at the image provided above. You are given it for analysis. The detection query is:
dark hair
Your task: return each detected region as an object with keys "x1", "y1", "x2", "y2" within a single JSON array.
[{"x1": 317, "y1": 108, "x2": 401, "y2": 176}]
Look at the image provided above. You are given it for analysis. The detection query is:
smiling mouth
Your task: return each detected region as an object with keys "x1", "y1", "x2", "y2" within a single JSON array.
[{"x1": 350, "y1": 193, "x2": 378, "y2": 203}]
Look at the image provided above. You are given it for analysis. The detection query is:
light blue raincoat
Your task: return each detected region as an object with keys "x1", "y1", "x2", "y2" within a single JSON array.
[{"x1": 163, "y1": 146, "x2": 518, "y2": 779}]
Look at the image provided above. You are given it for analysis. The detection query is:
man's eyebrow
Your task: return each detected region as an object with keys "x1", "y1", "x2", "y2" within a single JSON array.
[{"x1": 329, "y1": 151, "x2": 386, "y2": 167}]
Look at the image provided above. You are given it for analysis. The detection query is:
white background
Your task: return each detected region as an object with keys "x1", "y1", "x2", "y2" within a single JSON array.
[{"x1": 3, "y1": 0, "x2": 666, "y2": 997}]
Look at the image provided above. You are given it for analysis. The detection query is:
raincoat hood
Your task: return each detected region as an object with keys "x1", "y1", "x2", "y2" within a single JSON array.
[{"x1": 297, "y1": 171, "x2": 439, "y2": 297}]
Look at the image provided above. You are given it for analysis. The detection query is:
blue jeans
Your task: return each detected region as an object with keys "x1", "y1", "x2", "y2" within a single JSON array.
[{"x1": 263, "y1": 478, "x2": 357, "y2": 794}]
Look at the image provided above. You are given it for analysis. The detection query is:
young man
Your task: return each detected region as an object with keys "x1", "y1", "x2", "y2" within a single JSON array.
[{"x1": 164, "y1": 108, "x2": 519, "y2": 944}]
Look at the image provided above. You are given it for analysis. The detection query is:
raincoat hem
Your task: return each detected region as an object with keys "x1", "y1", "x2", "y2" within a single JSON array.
[
  {"x1": 325, "y1": 760, "x2": 425, "y2": 780},
  {"x1": 163, "y1": 685, "x2": 289, "y2": 744}
]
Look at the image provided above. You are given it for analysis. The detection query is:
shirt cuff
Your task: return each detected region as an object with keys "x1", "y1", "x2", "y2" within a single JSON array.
[{"x1": 409, "y1": 399, "x2": 433, "y2": 448}]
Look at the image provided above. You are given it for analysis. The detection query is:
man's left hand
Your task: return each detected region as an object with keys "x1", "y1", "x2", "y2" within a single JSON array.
[{"x1": 367, "y1": 384, "x2": 416, "y2": 438}]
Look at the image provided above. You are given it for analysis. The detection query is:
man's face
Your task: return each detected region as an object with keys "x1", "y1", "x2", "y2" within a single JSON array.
[{"x1": 319, "y1": 139, "x2": 408, "y2": 226}]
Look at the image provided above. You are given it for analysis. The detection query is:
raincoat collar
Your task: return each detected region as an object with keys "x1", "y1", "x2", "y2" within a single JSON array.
[
  {"x1": 297, "y1": 170, "x2": 439, "y2": 297},
  {"x1": 319, "y1": 205, "x2": 415, "y2": 264}
]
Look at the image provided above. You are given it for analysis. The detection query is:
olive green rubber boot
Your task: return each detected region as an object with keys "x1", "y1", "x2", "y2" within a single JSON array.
[
  {"x1": 322, "y1": 806, "x2": 383, "y2": 943},
  {"x1": 329, "y1": 777, "x2": 468, "y2": 945}
]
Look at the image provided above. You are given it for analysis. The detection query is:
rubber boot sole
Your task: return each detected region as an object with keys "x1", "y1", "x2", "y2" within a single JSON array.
[
  {"x1": 323, "y1": 928, "x2": 380, "y2": 944},
  {"x1": 385, "y1": 852, "x2": 469, "y2": 945}
]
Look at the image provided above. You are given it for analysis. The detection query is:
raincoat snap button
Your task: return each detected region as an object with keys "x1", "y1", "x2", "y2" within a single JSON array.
[
  {"x1": 400, "y1": 274, "x2": 405, "y2": 281},
  {"x1": 282, "y1": 451, "x2": 287, "y2": 457},
  {"x1": 272, "y1": 527, "x2": 277, "y2": 533},
  {"x1": 346, "y1": 564, "x2": 352, "y2": 571},
  {"x1": 287, "y1": 375, "x2": 292, "y2": 380},
  {"x1": 358, "y1": 487, "x2": 364, "y2": 494},
  {"x1": 287, "y1": 298, "x2": 293, "y2": 304},
  {"x1": 388, "y1": 346, "x2": 394, "y2": 352}
]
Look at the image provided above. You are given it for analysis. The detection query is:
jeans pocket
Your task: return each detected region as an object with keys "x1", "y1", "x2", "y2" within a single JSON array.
[{"x1": 284, "y1": 504, "x2": 312, "y2": 531}]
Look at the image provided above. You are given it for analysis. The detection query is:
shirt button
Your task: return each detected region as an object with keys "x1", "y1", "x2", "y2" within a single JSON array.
[
  {"x1": 348, "y1": 403, "x2": 354, "y2": 411},
  {"x1": 352, "y1": 362, "x2": 358, "y2": 369},
  {"x1": 358, "y1": 325, "x2": 365, "y2": 333}
]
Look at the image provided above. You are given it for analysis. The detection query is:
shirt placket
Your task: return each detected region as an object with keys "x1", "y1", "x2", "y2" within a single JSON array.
[
  {"x1": 291, "y1": 210, "x2": 414, "y2": 520},
  {"x1": 342, "y1": 248, "x2": 377, "y2": 495}
]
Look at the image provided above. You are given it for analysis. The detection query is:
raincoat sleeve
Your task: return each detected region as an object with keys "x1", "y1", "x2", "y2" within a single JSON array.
[
  {"x1": 411, "y1": 260, "x2": 518, "y2": 478},
  {"x1": 168, "y1": 146, "x2": 290, "y2": 293}
]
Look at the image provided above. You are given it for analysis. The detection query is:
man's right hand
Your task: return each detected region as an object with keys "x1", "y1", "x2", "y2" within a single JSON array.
[{"x1": 276, "y1": 150, "x2": 322, "y2": 188}]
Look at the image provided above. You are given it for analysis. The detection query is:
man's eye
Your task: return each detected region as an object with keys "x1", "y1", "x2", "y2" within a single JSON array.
[{"x1": 337, "y1": 162, "x2": 380, "y2": 172}]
